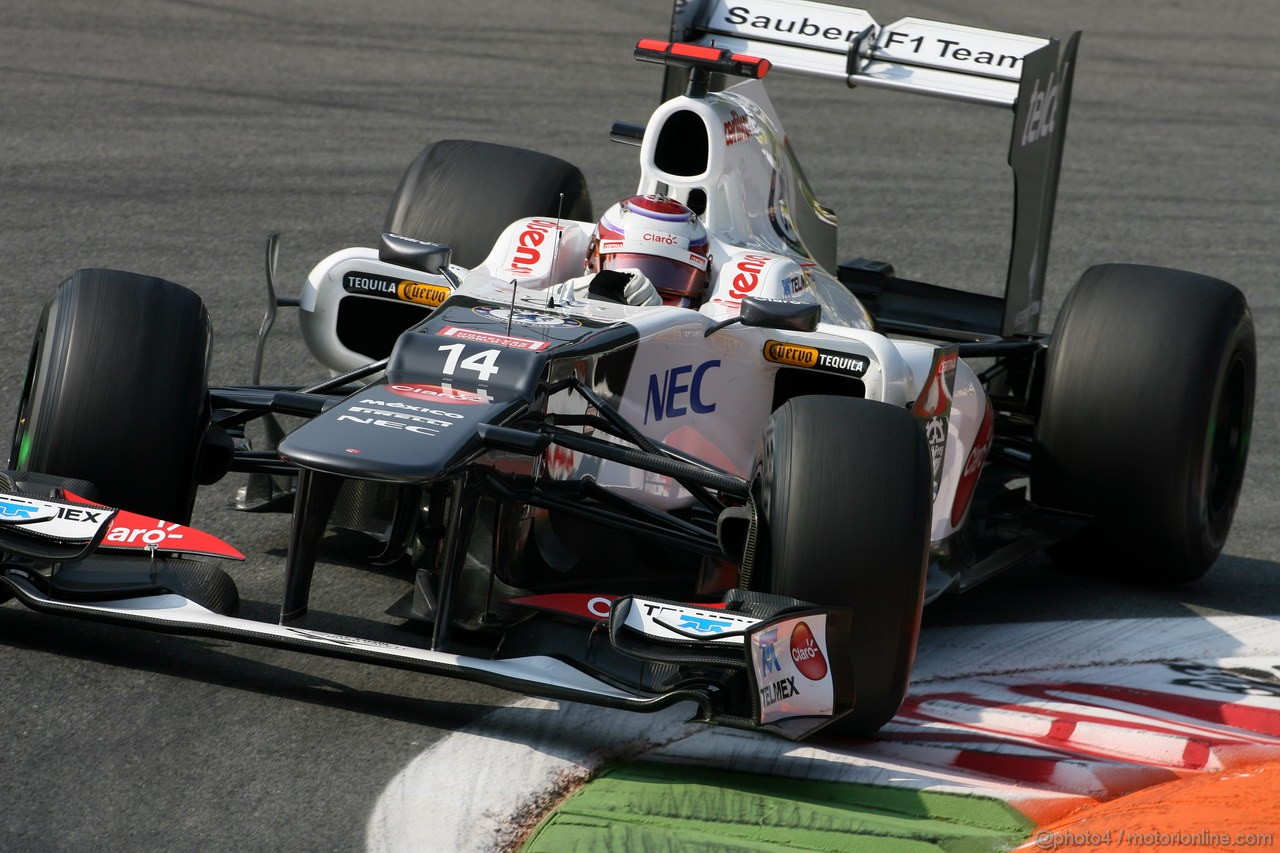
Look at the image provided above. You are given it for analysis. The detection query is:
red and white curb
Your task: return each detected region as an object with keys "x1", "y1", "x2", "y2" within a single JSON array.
[{"x1": 366, "y1": 614, "x2": 1280, "y2": 851}]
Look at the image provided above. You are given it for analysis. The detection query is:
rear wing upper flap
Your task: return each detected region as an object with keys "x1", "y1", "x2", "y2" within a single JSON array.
[
  {"x1": 668, "y1": 0, "x2": 1049, "y2": 107},
  {"x1": 663, "y1": 0, "x2": 1081, "y2": 335}
]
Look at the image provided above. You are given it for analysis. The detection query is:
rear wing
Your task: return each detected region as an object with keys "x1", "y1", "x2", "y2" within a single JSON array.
[{"x1": 664, "y1": 0, "x2": 1080, "y2": 336}]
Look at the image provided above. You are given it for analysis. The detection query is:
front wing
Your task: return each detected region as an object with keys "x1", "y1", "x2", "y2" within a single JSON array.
[{"x1": 1, "y1": 560, "x2": 853, "y2": 741}]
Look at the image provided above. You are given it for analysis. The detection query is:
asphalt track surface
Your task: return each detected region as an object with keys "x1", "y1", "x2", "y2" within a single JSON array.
[{"x1": 1, "y1": 1, "x2": 1277, "y2": 851}]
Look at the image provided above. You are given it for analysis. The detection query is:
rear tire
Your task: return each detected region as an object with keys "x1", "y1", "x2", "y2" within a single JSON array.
[
  {"x1": 755, "y1": 396, "x2": 930, "y2": 737},
  {"x1": 384, "y1": 139, "x2": 592, "y2": 269},
  {"x1": 1033, "y1": 264, "x2": 1255, "y2": 582},
  {"x1": 11, "y1": 269, "x2": 211, "y2": 524}
]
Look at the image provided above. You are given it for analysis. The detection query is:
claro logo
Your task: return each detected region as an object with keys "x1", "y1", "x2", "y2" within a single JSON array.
[
  {"x1": 642, "y1": 232, "x2": 679, "y2": 245},
  {"x1": 387, "y1": 384, "x2": 488, "y2": 405},
  {"x1": 507, "y1": 219, "x2": 568, "y2": 276},
  {"x1": 730, "y1": 253, "x2": 773, "y2": 300},
  {"x1": 789, "y1": 621, "x2": 828, "y2": 681}
]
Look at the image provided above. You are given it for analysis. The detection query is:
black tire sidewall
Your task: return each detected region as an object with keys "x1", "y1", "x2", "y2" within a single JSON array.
[
  {"x1": 756, "y1": 396, "x2": 931, "y2": 736},
  {"x1": 16, "y1": 270, "x2": 211, "y2": 523},
  {"x1": 1034, "y1": 264, "x2": 1256, "y2": 581}
]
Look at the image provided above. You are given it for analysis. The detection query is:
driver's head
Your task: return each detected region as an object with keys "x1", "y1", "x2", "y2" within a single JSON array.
[{"x1": 586, "y1": 195, "x2": 710, "y2": 307}]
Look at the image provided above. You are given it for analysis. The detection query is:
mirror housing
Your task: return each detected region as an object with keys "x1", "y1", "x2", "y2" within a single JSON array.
[
  {"x1": 380, "y1": 233, "x2": 454, "y2": 277},
  {"x1": 739, "y1": 296, "x2": 821, "y2": 332}
]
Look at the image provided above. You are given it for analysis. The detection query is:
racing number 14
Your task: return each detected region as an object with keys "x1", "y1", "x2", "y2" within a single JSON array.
[{"x1": 437, "y1": 344, "x2": 500, "y2": 381}]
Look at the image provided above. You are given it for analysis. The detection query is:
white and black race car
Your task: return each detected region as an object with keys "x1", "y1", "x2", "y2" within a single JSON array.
[{"x1": 0, "y1": 0, "x2": 1255, "y2": 739}]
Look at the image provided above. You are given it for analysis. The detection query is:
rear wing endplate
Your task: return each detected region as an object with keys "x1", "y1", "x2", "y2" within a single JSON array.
[{"x1": 664, "y1": 0, "x2": 1080, "y2": 335}]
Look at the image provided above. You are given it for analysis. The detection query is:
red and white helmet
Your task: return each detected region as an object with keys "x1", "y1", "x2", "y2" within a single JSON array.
[{"x1": 586, "y1": 195, "x2": 710, "y2": 307}]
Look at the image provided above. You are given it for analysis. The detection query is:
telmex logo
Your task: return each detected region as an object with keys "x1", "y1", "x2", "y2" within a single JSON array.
[
  {"x1": 763, "y1": 340, "x2": 818, "y2": 368},
  {"x1": 397, "y1": 281, "x2": 450, "y2": 307}
]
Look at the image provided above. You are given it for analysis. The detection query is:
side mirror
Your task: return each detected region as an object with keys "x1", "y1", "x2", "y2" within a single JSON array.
[
  {"x1": 739, "y1": 296, "x2": 821, "y2": 332},
  {"x1": 380, "y1": 233, "x2": 457, "y2": 282}
]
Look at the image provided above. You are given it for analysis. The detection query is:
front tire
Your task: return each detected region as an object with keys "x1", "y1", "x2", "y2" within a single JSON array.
[
  {"x1": 11, "y1": 269, "x2": 211, "y2": 524},
  {"x1": 755, "y1": 396, "x2": 931, "y2": 737},
  {"x1": 1033, "y1": 263, "x2": 1255, "y2": 582}
]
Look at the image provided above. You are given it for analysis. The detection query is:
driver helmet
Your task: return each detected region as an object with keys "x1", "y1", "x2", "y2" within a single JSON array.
[{"x1": 586, "y1": 195, "x2": 710, "y2": 307}]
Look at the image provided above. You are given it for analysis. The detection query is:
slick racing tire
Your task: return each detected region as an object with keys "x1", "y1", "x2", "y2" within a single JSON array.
[
  {"x1": 1033, "y1": 264, "x2": 1255, "y2": 583},
  {"x1": 11, "y1": 269, "x2": 212, "y2": 524},
  {"x1": 754, "y1": 396, "x2": 931, "y2": 737},
  {"x1": 384, "y1": 139, "x2": 592, "y2": 268}
]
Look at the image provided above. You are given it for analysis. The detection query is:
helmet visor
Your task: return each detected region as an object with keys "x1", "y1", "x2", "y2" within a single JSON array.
[{"x1": 603, "y1": 252, "x2": 705, "y2": 300}]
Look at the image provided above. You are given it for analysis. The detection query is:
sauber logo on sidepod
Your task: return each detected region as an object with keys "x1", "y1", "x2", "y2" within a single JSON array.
[{"x1": 790, "y1": 621, "x2": 828, "y2": 680}]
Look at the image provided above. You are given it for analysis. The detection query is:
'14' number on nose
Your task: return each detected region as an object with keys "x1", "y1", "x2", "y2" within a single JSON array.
[{"x1": 437, "y1": 344, "x2": 501, "y2": 382}]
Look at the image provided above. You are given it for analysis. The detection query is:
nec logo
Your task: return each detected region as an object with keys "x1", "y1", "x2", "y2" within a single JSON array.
[{"x1": 644, "y1": 361, "x2": 719, "y2": 424}]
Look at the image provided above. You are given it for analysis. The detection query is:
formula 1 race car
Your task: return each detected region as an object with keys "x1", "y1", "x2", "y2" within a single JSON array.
[{"x1": 0, "y1": 0, "x2": 1255, "y2": 739}]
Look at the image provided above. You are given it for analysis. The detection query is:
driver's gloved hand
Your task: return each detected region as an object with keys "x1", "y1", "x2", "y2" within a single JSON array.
[{"x1": 566, "y1": 268, "x2": 662, "y2": 306}]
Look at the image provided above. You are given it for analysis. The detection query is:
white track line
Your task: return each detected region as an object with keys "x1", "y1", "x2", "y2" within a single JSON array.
[{"x1": 366, "y1": 614, "x2": 1280, "y2": 852}]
